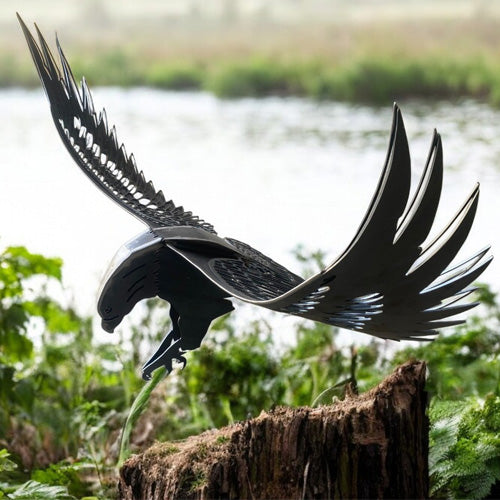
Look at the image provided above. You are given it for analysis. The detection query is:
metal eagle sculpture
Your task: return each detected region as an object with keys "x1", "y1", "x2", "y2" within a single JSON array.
[{"x1": 19, "y1": 16, "x2": 492, "y2": 381}]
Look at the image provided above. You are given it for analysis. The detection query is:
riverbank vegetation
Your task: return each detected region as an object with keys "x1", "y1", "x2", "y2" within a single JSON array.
[
  {"x1": 3, "y1": 13, "x2": 500, "y2": 104},
  {"x1": 0, "y1": 245, "x2": 499, "y2": 498}
]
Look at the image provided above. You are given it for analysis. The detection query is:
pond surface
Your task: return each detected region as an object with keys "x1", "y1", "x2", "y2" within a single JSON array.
[{"x1": 1, "y1": 88, "x2": 498, "y2": 340}]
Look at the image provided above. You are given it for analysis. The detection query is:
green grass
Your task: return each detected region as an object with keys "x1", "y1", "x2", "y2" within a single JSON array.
[
  {"x1": 1, "y1": 242, "x2": 500, "y2": 498},
  {"x1": 5, "y1": 13, "x2": 500, "y2": 105},
  {"x1": 5, "y1": 46, "x2": 500, "y2": 105},
  {"x1": 146, "y1": 62, "x2": 204, "y2": 90},
  {"x1": 205, "y1": 55, "x2": 500, "y2": 104}
]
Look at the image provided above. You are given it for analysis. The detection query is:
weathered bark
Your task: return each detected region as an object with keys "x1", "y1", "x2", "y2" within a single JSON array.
[{"x1": 119, "y1": 360, "x2": 428, "y2": 499}]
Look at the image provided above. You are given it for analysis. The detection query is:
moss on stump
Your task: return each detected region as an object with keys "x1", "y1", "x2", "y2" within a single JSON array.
[{"x1": 119, "y1": 360, "x2": 428, "y2": 499}]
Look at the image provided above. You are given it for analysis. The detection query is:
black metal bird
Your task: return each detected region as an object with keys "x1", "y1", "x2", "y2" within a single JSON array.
[{"x1": 19, "y1": 16, "x2": 492, "y2": 381}]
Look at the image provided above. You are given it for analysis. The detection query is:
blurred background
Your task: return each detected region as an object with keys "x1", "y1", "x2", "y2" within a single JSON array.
[
  {"x1": 1, "y1": 3, "x2": 500, "y2": 499},
  {"x1": 2, "y1": 0, "x2": 500, "y2": 86},
  {"x1": 1, "y1": 0, "x2": 498, "y2": 316}
]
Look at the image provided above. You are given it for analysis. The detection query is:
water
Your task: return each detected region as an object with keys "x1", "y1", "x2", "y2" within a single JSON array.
[{"x1": 1, "y1": 88, "x2": 498, "y2": 341}]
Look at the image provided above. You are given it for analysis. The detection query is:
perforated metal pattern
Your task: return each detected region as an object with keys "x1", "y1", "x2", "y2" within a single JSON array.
[
  {"x1": 212, "y1": 257, "x2": 298, "y2": 300},
  {"x1": 226, "y1": 238, "x2": 301, "y2": 282},
  {"x1": 20, "y1": 19, "x2": 216, "y2": 234}
]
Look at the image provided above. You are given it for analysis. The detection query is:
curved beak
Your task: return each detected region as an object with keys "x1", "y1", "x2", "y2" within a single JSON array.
[{"x1": 101, "y1": 317, "x2": 121, "y2": 333}]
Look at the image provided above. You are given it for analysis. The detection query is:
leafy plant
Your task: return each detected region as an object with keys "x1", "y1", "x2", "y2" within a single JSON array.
[
  {"x1": 0, "y1": 246, "x2": 140, "y2": 497},
  {"x1": 31, "y1": 461, "x2": 88, "y2": 498},
  {"x1": 5, "y1": 480, "x2": 76, "y2": 500},
  {"x1": 173, "y1": 316, "x2": 285, "y2": 430},
  {"x1": 0, "y1": 243, "x2": 498, "y2": 499},
  {"x1": 0, "y1": 449, "x2": 80, "y2": 500},
  {"x1": 430, "y1": 395, "x2": 500, "y2": 499},
  {"x1": 0, "y1": 449, "x2": 17, "y2": 474}
]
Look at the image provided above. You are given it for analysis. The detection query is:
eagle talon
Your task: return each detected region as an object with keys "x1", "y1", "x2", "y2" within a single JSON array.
[
  {"x1": 141, "y1": 330, "x2": 183, "y2": 381},
  {"x1": 176, "y1": 353, "x2": 187, "y2": 370},
  {"x1": 142, "y1": 357, "x2": 173, "y2": 382}
]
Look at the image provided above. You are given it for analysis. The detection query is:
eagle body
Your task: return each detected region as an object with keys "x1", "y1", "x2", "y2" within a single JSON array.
[{"x1": 19, "y1": 15, "x2": 492, "y2": 380}]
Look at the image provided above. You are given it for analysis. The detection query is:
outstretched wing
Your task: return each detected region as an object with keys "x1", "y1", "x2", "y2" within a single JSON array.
[
  {"x1": 18, "y1": 15, "x2": 216, "y2": 234},
  {"x1": 272, "y1": 105, "x2": 491, "y2": 339},
  {"x1": 171, "y1": 105, "x2": 491, "y2": 341}
]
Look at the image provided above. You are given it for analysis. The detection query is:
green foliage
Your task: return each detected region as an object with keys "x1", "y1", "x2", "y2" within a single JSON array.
[
  {"x1": 0, "y1": 450, "x2": 79, "y2": 499},
  {"x1": 74, "y1": 49, "x2": 143, "y2": 87},
  {"x1": 7, "y1": 42, "x2": 500, "y2": 104},
  {"x1": 206, "y1": 58, "x2": 305, "y2": 98},
  {"x1": 146, "y1": 62, "x2": 204, "y2": 90},
  {"x1": 174, "y1": 318, "x2": 285, "y2": 429},
  {"x1": 303, "y1": 57, "x2": 496, "y2": 103},
  {"x1": 430, "y1": 395, "x2": 500, "y2": 499},
  {"x1": 5, "y1": 480, "x2": 76, "y2": 500},
  {"x1": 157, "y1": 310, "x2": 382, "y2": 436},
  {"x1": 0, "y1": 246, "x2": 143, "y2": 498},
  {"x1": 0, "y1": 246, "x2": 61, "y2": 364},
  {"x1": 31, "y1": 462, "x2": 88, "y2": 498},
  {"x1": 0, "y1": 449, "x2": 17, "y2": 474},
  {"x1": 0, "y1": 243, "x2": 499, "y2": 498},
  {"x1": 0, "y1": 246, "x2": 64, "y2": 434}
]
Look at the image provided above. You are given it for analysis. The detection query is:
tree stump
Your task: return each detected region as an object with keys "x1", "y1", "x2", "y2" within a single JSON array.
[{"x1": 119, "y1": 360, "x2": 428, "y2": 499}]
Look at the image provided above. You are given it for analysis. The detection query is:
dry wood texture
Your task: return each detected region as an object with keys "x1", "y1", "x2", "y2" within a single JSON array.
[{"x1": 119, "y1": 360, "x2": 428, "y2": 499}]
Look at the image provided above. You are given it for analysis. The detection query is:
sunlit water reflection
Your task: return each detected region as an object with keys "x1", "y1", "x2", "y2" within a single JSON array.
[{"x1": 1, "y1": 88, "x2": 498, "y2": 345}]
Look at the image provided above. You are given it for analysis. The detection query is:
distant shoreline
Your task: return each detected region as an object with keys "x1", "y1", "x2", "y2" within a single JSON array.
[
  {"x1": 4, "y1": 52, "x2": 500, "y2": 106},
  {"x1": 4, "y1": 12, "x2": 500, "y2": 105}
]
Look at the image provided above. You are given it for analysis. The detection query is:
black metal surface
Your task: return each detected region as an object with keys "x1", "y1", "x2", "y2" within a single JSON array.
[{"x1": 19, "y1": 16, "x2": 492, "y2": 381}]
